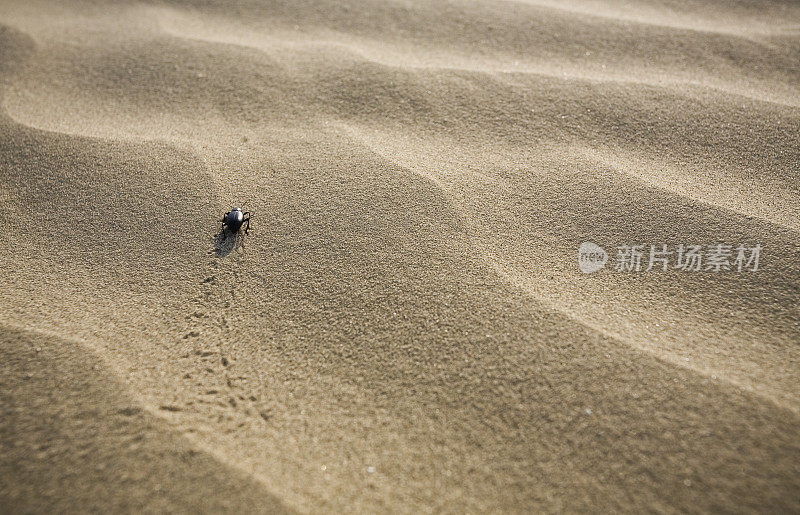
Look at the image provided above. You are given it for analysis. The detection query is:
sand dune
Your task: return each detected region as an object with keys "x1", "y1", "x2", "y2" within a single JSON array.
[
  {"x1": 1, "y1": 0, "x2": 798, "y2": 512},
  {"x1": 0, "y1": 326, "x2": 290, "y2": 512}
]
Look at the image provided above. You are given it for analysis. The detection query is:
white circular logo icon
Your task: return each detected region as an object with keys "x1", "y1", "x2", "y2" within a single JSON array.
[{"x1": 578, "y1": 242, "x2": 608, "y2": 273}]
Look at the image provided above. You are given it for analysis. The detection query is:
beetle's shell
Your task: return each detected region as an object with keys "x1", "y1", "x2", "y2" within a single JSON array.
[{"x1": 225, "y1": 210, "x2": 244, "y2": 231}]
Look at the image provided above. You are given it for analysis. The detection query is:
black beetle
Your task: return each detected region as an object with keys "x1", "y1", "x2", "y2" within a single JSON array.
[{"x1": 221, "y1": 207, "x2": 251, "y2": 234}]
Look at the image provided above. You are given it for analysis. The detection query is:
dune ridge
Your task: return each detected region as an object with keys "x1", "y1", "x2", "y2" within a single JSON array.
[
  {"x1": 339, "y1": 123, "x2": 800, "y2": 410},
  {"x1": 0, "y1": 324, "x2": 292, "y2": 512}
]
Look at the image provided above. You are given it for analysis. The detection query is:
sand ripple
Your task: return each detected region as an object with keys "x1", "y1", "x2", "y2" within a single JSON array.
[{"x1": 1, "y1": 0, "x2": 799, "y2": 511}]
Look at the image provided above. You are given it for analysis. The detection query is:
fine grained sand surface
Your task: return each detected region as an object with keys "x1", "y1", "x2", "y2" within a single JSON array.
[{"x1": 0, "y1": 0, "x2": 798, "y2": 511}]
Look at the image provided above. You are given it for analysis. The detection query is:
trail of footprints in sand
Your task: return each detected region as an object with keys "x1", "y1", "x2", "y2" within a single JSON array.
[{"x1": 162, "y1": 239, "x2": 273, "y2": 429}]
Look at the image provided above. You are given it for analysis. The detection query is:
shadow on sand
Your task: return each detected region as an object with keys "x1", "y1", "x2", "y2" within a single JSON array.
[{"x1": 213, "y1": 230, "x2": 244, "y2": 257}]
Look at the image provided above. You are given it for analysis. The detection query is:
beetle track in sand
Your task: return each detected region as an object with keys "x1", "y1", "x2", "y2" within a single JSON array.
[{"x1": 169, "y1": 243, "x2": 273, "y2": 429}]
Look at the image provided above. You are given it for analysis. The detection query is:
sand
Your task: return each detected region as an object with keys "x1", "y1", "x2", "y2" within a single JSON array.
[{"x1": 0, "y1": 0, "x2": 798, "y2": 512}]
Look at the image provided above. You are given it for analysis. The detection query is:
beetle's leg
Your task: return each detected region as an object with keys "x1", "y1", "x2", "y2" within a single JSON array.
[{"x1": 243, "y1": 217, "x2": 251, "y2": 234}]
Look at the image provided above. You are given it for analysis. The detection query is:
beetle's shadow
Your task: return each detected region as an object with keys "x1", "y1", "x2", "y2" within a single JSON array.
[{"x1": 213, "y1": 230, "x2": 244, "y2": 257}]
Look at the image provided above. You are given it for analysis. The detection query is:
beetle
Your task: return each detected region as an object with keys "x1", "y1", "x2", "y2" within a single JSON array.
[{"x1": 221, "y1": 207, "x2": 251, "y2": 234}]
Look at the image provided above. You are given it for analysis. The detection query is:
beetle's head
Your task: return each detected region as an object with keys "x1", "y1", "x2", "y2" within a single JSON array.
[{"x1": 231, "y1": 207, "x2": 242, "y2": 212}]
